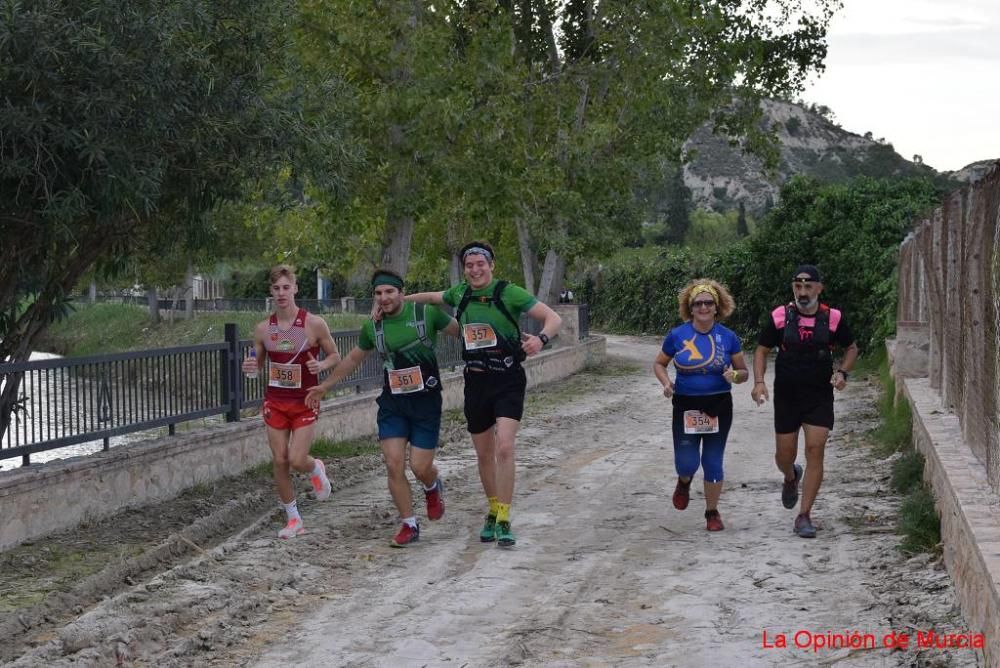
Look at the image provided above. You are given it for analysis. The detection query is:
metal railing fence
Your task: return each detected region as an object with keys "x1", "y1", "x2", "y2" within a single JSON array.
[
  {"x1": 1, "y1": 306, "x2": 581, "y2": 467},
  {"x1": 897, "y1": 162, "x2": 1000, "y2": 487},
  {"x1": 0, "y1": 325, "x2": 463, "y2": 466},
  {"x1": 0, "y1": 343, "x2": 230, "y2": 465}
]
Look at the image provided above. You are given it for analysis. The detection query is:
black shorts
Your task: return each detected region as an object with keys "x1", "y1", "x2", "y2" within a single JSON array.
[
  {"x1": 773, "y1": 388, "x2": 834, "y2": 433},
  {"x1": 463, "y1": 367, "x2": 527, "y2": 434}
]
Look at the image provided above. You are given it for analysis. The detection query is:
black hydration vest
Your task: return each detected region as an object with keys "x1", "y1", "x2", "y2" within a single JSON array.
[
  {"x1": 373, "y1": 302, "x2": 441, "y2": 392},
  {"x1": 780, "y1": 303, "x2": 833, "y2": 363},
  {"x1": 454, "y1": 280, "x2": 526, "y2": 372}
]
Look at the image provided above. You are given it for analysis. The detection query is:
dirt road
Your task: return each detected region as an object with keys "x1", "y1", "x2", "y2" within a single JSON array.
[{"x1": 5, "y1": 336, "x2": 981, "y2": 667}]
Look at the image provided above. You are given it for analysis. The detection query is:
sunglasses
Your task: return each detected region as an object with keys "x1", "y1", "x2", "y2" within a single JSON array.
[{"x1": 691, "y1": 300, "x2": 715, "y2": 308}]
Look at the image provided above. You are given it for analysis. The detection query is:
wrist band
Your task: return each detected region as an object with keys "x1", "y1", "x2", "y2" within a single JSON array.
[{"x1": 754, "y1": 381, "x2": 765, "y2": 385}]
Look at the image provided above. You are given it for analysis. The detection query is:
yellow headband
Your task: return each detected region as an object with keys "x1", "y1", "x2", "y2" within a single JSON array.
[{"x1": 690, "y1": 284, "x2": 719, "y2": 305}]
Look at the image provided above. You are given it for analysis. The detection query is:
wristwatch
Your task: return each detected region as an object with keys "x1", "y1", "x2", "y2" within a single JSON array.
[
  {"x1": 836, "y1": 369, "x2": 849, "y2": 380},
  {"x1": 538, "y1": 333, "x2": 550, "y2": 346}
]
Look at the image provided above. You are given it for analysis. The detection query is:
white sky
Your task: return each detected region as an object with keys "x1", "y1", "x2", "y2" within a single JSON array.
[{"x1": 803, "y1": 0, "x2": 1000, "y2": 172}]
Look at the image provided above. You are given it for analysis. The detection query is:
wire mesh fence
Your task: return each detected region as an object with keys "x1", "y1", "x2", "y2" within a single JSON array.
[{"x1": 897, "y1": 162, "x2": 1000, "y2": 486}]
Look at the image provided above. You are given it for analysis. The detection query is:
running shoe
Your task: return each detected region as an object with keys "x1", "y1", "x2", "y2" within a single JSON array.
[
  {"x1": 278, "y1": 517, "x2": 305, "y2": 539},
  {"x1": 794, "y1": 513, "x2": 817, "y2": 538},
  {"x1": 496, "y1": 521, "x2": 516, "y2": 548},
  {"x1": 311, "y1": 458, "x2": 332, "y2": 501},
  {"x1": 479, "y1": 514, "x2": 497, "y2": 543},
  {"x1": 705, "y1": 509, "x2": 725, "y2": 532},
  {"x1": 672, "y1": 478, "x2": 691, "y2": 510},
  {"x1": 391, "y1": 522, "x2": 420, "y2": 547},
  {"x1": 781, "y1": 464, "x2": 803, "y2": 509},
  {"x1": 425, "y1": 479, "x2": 445, "y2": 521}
]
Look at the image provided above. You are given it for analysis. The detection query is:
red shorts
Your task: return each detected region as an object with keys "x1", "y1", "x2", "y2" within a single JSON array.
[{"x1": 263, "y1": 398, "x2": 319, "y2": 431}]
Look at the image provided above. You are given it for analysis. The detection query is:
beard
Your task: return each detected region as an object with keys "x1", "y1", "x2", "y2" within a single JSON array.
[{"x1": 796, "y1": 296, "x2": 818, "y2": 310}]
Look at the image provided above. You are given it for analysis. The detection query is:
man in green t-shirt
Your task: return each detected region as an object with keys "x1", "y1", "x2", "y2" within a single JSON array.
[
  {"x1": 306, "y1": 269, "x2": 459, "y2": 547},
  {"x1": 404, "y1": 241, "x2": 562, "y2": 548}
]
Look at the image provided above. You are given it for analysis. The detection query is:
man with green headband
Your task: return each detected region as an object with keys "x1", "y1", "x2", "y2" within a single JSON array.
[{"x1": 305, "y1": 269, "x2": 459, "y2": 547}]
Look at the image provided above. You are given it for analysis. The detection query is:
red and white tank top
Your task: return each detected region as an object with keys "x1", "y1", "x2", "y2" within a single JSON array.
[{"x1": 264, "y1": 308, "x2": 320, "y2": 400}]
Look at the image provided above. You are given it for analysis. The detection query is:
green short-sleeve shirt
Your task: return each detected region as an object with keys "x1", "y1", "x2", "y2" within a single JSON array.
[
  {"x1": 442, "y1": 280, "x2": 538, "y2": 353},
  {"x1": 359, "y1": 303, "x2": 453, "y2": 371}
]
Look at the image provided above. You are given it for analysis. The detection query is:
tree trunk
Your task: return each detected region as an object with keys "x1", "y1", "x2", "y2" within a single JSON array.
[
  {"x1": 184, "y1": 264, "x2": 195, "y2": 319},
  {"x1": 378, "y1": 1, "x2": 421, "y2": 278},
  {"x1": 515, "y1": 217, "x2": 536, "y2": 295},
  {"x1": 536, "y1": 249, "x2": 565, "y2": 306},
  {"x1": 0, "y1": 235, "x2": 109, "y2": 443},
  {"x1": 381, "y1": 211, "x2": 415, "y2": 276},
  {"x1": 148, "y1": 286, "x2": 160, "y2": 325}
]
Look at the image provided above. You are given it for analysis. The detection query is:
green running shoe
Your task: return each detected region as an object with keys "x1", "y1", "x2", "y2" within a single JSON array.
[
  {"x1": 479, "y1": 514, "x2": 497, "y2": 542},
  {"x1": 496, "y1": 520, "x2": 516, "y2": 548}
]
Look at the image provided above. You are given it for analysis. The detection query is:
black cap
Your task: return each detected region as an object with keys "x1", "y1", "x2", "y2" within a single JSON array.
[{"x1": 792, "y1": 264, "x2": 822, "y2": 283}]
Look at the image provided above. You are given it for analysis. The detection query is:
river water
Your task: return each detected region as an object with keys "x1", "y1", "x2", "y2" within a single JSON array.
[{"x1": 0, "y1": 352, "x2": 175, "y2": 472}]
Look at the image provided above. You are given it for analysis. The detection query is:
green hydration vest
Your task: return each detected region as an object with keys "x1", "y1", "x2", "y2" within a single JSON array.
[
  {"x1": 454, "y1": 280, "x2": 525, "y2": 372},
  {"x1": 374, "y1": 302, "x2": 442, "y2": 392}
]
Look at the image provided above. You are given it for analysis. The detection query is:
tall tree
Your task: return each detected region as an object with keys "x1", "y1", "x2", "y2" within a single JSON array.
[{"x1": 0, "y1": 0, "x2": 356, "y2": 441}]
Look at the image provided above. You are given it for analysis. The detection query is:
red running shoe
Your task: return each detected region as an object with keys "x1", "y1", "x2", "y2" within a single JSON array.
[
  {"x1": 390, "y1": 522, "x2": 420, "y2": 547},
  {"x1": 705, "y1": 509, "x2": 725, "y2": 532},
  {"x1": 425, "y1": 479, "x2": 445, "y2": 521},
  {"x1": 672, "y1": 478, "x2": 691, "y2": 510}
]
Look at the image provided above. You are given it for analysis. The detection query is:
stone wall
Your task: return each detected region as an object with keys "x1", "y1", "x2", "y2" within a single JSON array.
[
  {"x1": 0, "y1": 337, "x2": 606, "y2": 551},
  {"x1": 890, "y1": 339, "x2": 1000, "y2": 664}
]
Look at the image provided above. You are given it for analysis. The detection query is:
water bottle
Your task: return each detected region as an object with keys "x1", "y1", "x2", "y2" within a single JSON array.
[{"x1": 245, "y1": 348, "x2": 258, "y2": 379}]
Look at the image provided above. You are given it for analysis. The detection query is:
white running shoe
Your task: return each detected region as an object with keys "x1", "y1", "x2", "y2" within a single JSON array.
[
  {"x1": 278, "y1": 517, "x2": 305, "y2": 539},
  {"x1": 311, "y1": 458, "x2": 332, "y2": 501}
]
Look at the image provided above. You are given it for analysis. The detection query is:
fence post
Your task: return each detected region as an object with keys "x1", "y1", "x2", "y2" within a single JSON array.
[{"x1": 223, "y1": 323, "x2": 240, "y2": 422}]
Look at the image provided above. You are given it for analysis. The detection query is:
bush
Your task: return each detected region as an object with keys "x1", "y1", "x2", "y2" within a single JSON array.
[
  {"x1": 589, "y1": 175, "x2": 942, "y2": 350},
  {"x1": 872, "y1": 357, "x2": 913, "y2": 456},
  {"x1": 898, "y1": 485, "x2": 941, "y2": 554},
  {"x1": 891, "y1": 451, "x2": 925, "y2": 495}
]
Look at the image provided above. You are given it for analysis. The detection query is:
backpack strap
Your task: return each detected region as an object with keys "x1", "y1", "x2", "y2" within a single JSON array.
[
  {"x1": 453, "y1": 285, "x2": 475, "y2": 324},
  {"x1": 490, "y1": 280, "x2": 520, "y2": 333},
  {"x1": 414, "y1": 302, "x2": 433, "y2": 349},
  {"x1": 374, "y1": 318, "x2": 388, "y2": 360}
]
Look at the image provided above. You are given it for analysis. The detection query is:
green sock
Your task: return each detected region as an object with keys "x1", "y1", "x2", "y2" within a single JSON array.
[{"x1": 496, "y1": 503, "x2": 511, "y2": 523}]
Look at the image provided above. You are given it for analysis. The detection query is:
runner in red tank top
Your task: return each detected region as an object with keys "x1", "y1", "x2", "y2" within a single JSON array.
[{"x1": 242, "y1": 264, "x2": 341, "y2": 539}]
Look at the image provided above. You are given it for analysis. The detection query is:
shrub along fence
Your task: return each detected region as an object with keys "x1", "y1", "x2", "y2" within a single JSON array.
[{"x1": 587, "y1": 176, "x2": 944, "y2": 348}]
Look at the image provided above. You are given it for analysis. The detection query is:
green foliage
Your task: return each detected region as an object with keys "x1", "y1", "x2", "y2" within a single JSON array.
[
  {"x1": 589, "y1": 246, "x2": 697, "y2": 334},
  {"x1": 898, "y1": 485, "x2": 941, "y2": 555},
  {"x1": 743, "y1": 176, "x2": 940, "y2": 350},
  {"x1": 685, "y1": 209, "x2": 756, "y2": 250},
  {"x1": 872, "y1": 358, "x2": 914, "y2": 456},
  {"x1": 310, "y1": 436, "x2": 380, "y2": 461},
  {"x1": 590, "y1": 176, "x2": 941, "y2": 348},
  {"x1": 891, "y1": 451, "x2": 925, "y2": 496},
  {"x1": 0, "y1": 0, "x2": 356, "y2": 366}
]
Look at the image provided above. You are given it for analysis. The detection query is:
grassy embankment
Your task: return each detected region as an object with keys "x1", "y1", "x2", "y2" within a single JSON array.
[
  {"x1": 36, "y1": 303, "x2": 369, "y2": 357},
  {"x1": 859, "y1": 349, "x2": 941, "y2": 555}
]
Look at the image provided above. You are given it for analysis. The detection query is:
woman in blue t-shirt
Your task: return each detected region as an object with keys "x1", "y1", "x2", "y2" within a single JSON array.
[{"x1": 653, "y1": 279, "x2": 749, "y2": 531}]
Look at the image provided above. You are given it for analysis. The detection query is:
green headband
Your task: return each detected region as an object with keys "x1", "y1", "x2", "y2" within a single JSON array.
[{"x1": 371, "y1": 273, "x2": 404, "y2": 290}]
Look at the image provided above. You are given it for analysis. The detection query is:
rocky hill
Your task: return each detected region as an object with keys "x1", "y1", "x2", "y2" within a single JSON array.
[{"x1": 682, "y1": 99, "x2": 969, "y2": 215}]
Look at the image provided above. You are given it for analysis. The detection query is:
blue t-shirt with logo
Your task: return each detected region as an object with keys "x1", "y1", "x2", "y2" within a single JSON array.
[{"x1": 660, "y1": 322, "x2": 742, "y2": 396}]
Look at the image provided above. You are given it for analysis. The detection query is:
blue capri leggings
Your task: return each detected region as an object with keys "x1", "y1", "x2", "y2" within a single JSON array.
[{"x1": 671, "y1": 402, "x2": 734, "y2": 483}]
